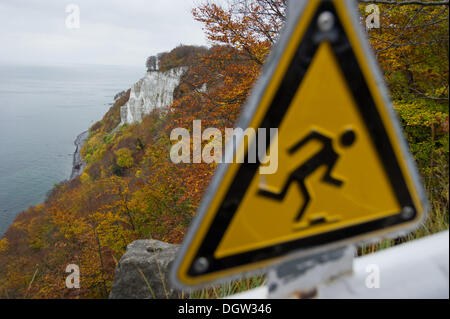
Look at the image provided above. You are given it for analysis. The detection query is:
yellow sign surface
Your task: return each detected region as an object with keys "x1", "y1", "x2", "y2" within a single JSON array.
[
  {"x1": 215, "y1": 42, "x2": 400, "y2": 259},
  {"x1": 171, "y1": 0, "x2": 427, "y2": 288}
]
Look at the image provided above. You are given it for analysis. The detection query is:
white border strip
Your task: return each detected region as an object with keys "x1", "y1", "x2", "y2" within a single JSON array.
[{"x1": 228, "y1": 230, "x2": 449, "y2": 299}]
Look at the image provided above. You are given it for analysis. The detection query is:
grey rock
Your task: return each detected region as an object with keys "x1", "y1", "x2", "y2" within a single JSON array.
[
  {"x1": 109, "y1": 239, "x2": 180, "y2": 299},
  {"x1": 70, "y1": 130, "x2": 89, "y2": 181}
]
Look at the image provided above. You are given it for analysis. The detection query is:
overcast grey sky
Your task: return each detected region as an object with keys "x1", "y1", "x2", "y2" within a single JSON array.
[{"x1": 0, "y1": 0, "x2": 209, "y2": 67}]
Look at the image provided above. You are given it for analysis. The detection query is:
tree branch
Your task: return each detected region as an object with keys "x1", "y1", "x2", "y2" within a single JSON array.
[{"x1": 359, "y1": 0, "x2": 449, "y2": 5}]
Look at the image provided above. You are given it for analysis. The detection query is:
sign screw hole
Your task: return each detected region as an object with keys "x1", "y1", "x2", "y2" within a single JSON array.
[
  {"x1": 317, "y1": 11, "x2": 335, "y2": 32},
  {"x1": 402, "y1": 206, "x2": 414, "y2": 219},
  {"x1": 193, "y1": 257, "x2": 209, "y2": 274}
]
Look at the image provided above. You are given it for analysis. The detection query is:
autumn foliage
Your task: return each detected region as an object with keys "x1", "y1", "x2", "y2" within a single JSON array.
[{"x1": 0, "y1": 0, "x2": 447, "y2": 298}]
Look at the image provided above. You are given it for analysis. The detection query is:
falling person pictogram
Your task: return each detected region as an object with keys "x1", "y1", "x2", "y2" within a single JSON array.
[{"x1": 258, "y1": 129, "x2": 357, "y2": 223}]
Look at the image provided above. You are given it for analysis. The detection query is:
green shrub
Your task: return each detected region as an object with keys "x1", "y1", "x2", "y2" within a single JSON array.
[{"x1": 115, "y1": 148, "x2": 134, "y2": 168}]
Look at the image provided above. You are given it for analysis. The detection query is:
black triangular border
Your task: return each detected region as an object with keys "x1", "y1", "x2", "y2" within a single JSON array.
[{"x1": 187, "y1": 0, "x2": 417, "y2": 277}]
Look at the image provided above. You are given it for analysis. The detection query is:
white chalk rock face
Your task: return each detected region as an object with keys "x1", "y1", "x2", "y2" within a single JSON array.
[{"x1": 120, "y1": 67, "x2": 186, "y2": 124}]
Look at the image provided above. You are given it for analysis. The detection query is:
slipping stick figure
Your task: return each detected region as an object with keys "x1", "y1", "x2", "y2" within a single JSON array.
[{"x1": 258, "y1": 129, "x2": 356, "y2": 222}]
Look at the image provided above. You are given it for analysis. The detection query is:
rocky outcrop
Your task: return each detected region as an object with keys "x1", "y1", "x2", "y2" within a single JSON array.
[
  {"x1": 109, "y1": 239, "x2": 180, "y2": 299},
  {"x1": 120, "y1": 67, "x2": 186, "y2": 124},
  {"x1": 114, "y1": 90, "x2": 127, "y2": 101},
  {"x1": 70, "y1": 130, "x2": 89, "y2": 180}
]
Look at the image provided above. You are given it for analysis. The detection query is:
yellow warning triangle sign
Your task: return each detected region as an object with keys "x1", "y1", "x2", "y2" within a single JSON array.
[{"x1": 171, "y1": 0, "x2": 428, "y2": 288}]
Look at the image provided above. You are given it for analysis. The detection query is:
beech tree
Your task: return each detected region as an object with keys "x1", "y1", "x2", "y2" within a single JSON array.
[{"x1": 146, "y1": 55, "x2": 157, "y2": 71}]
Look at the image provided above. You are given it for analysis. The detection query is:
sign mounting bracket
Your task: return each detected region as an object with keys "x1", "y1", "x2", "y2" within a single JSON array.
[{"x1": 267, "y1": 245, "x2": 355, "y2": 298}]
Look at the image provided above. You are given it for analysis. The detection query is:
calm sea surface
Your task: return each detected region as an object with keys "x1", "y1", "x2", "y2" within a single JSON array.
[{"x1": 0, "y1": 64, "x2": 143, "y2": 236}]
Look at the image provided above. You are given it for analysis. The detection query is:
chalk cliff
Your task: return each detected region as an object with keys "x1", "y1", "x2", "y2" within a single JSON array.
[{"x1": 120, "y1": 67, "x2": 186, "y2": 124}]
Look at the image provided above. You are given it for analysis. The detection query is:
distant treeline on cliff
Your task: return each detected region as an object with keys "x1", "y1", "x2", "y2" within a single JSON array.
[{"x1": 146, "y1": 45, "x2": 209, "y2": 72}]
